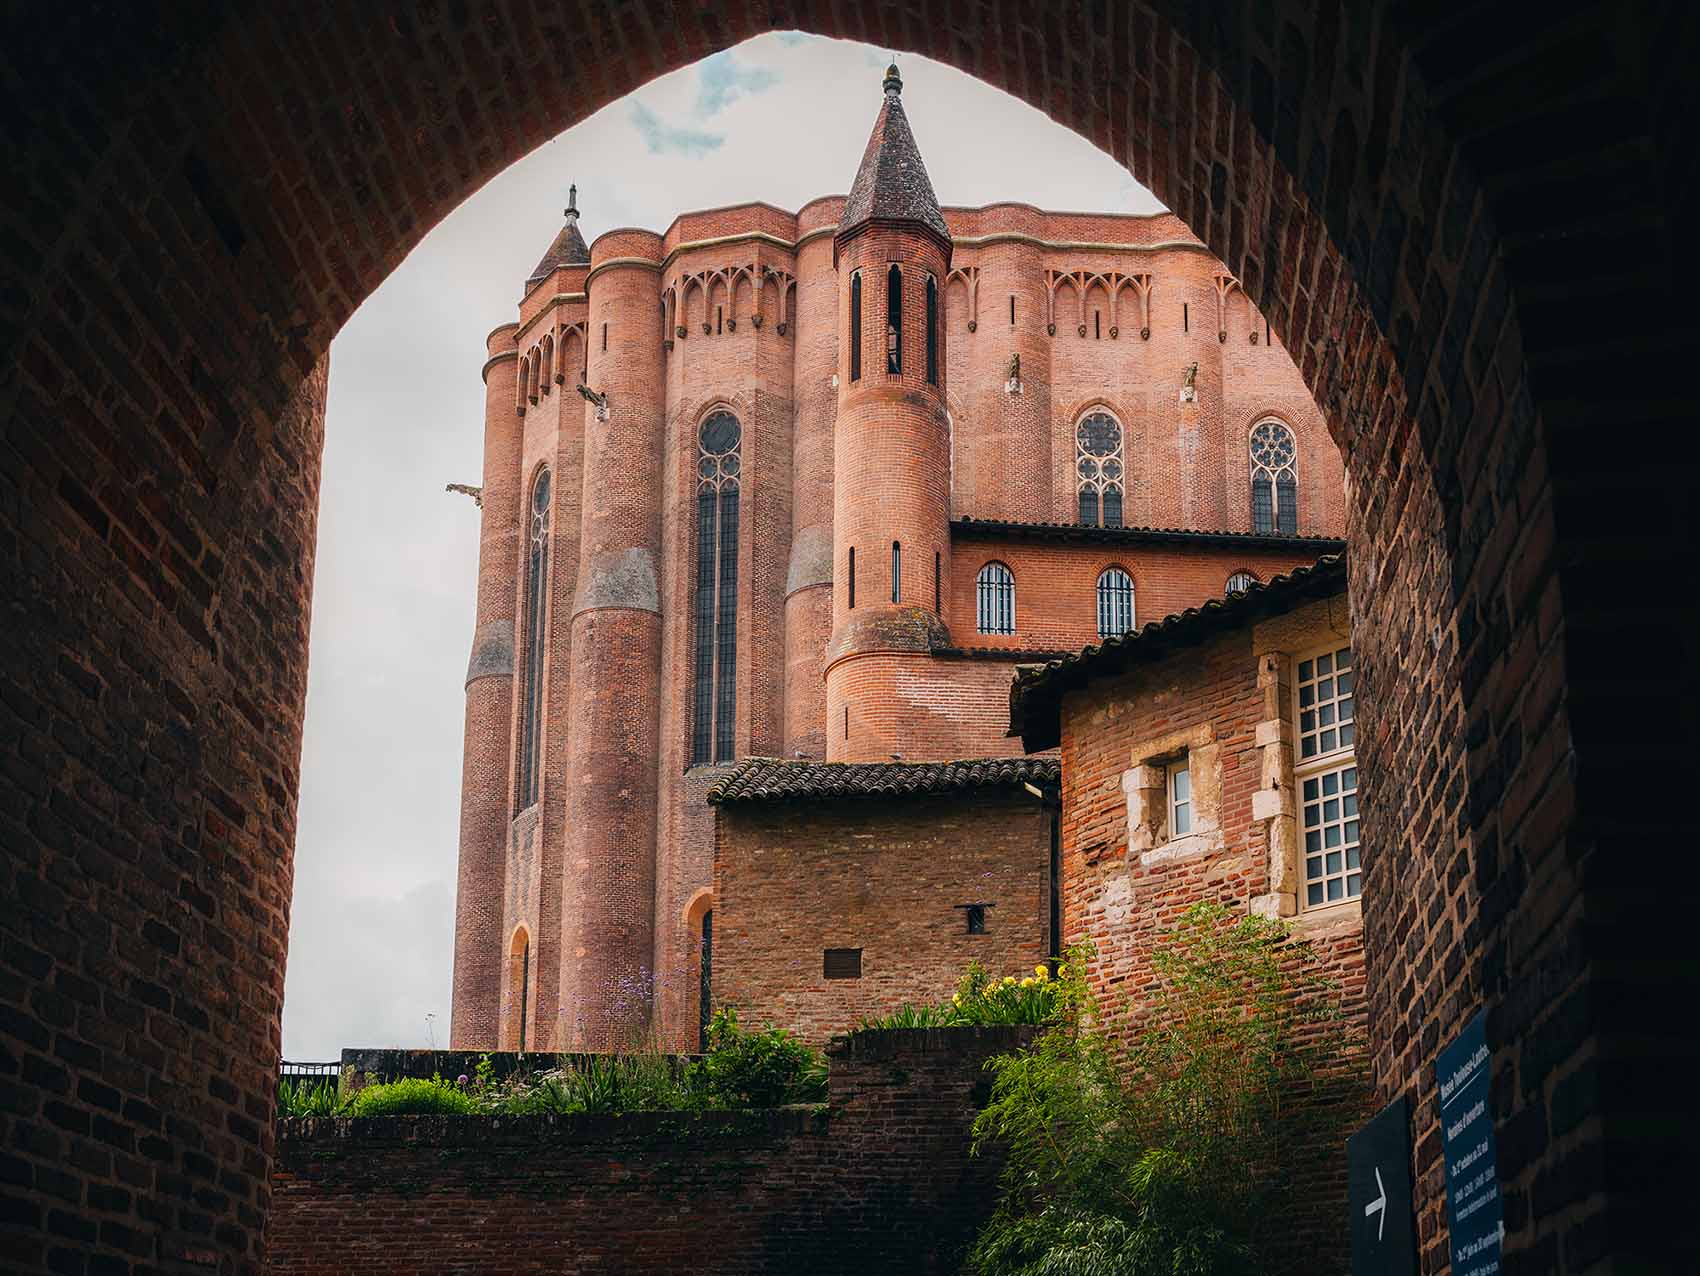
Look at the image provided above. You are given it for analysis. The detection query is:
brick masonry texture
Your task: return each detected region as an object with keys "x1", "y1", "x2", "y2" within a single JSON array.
[
  {"x1": 2, "y1": 4, "x2": 1694, "y2": 1274},
  {"x1": 262, "y1": 1029, "x2": 1029, "y2": 1275},
  {"x1": 714, "y1": 789, "x2": 1050, "y2": 1043},
  {"x1": 1052, "y1": 583, "x2": 1369, "y2": 1271}
]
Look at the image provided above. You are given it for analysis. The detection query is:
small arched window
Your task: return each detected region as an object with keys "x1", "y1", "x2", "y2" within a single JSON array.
[
  {"x1": 849, "y1": 272, "x2": 862, "y2": 381},
  {"x1": 925, "y1": 275, "x2": 938, "y2": 384},
  {"x1": 691, "y1": 411, "x2": 742, "y2": 766},
  {"x1": 886, "y1": 264, "x2": 903, "y2": 374},
  {"x1": 976, "y1": 562, "x2": 1015, "y2": 634},
  {"x1": 1225, "y1": 570, "x2": 1259, "y2": 595},
  {"x1": 891, "y1": 540, "x2": 901, "y2": 603},
  {"x1": 1249, "y1": 420, "x2": 1298, "y2": 534},
  {"x1": 1076, "y1": 411, "x2": 1125, "y2": 528},
  {"x1": 1096, "y1": 567, "x2": 1135, "y2": 638},
  {"x1": 517, "y1": 468, "x2": 551, "y2": 806}
]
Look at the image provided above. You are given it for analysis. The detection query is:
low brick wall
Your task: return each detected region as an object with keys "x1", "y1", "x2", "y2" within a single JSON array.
[{"x1": 265, "y1": 1027, "x2": 1032, "y2": 1274}]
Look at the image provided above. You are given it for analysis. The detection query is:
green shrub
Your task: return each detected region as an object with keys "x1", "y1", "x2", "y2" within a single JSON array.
[
  {"x1": 856, "y1": 1001, "x2": 955, "y2": 1030},
  {"x1": 344, "y1": 1075, "x2": 477, "y2": 1117},
  {"x1": 689, "y1": 1008, "x2": 827, "y2": 1108},
  {"x1": 277, "y1": 1077, "x2": 342, "y2": 1118},
  {"x1": 967, "y1": 904, "x2": 1365, "y2": 1275}
]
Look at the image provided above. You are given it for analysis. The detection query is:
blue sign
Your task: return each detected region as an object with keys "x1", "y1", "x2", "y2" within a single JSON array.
[{"x1": 1435, "y1": 1011, "x2": 1503, "y2": 1276}]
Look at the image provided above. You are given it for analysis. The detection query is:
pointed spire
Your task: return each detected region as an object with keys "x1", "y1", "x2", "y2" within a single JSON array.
[
  {"x1": 838, "y1": 62, "x2": 950, "y2": 253},
  {"x1": 526, "y1": 181, "x2": 591, "y2": 289}
]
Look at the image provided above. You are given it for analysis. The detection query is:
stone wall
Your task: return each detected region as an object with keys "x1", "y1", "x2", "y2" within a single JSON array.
[{"x1": 265, "y1": 1028, "x2": 1029, "y2": 1276}]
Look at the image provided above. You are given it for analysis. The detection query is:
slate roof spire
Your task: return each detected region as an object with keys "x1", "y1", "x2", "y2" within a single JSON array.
[
  {"x1": 526, "y1": 181, "x2": 591, "y2": 289},
  {"x1": 837, "y1": 62, "x2": 951, "y2": 255}
]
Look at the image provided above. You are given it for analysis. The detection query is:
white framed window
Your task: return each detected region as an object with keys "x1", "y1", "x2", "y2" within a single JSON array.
[
  {"x1": 1096, "y1": 567, "x2": 1135, "y2": 638},
  {"x1": 1294, "y1": 643, "x2": 1359, "y2": 908},
  {"x1": 1168, "y1": 761, "x2": 1192, "y2": 837},
  {"x1": 1296, "y1": 645, "x2": 1354, "y2": 761}
]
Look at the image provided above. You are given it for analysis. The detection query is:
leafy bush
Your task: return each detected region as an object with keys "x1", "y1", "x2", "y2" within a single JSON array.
[
  {"x1": 968, "y1": 903, "x2": 1364, "y2": 1276},
  {"x1": 277, "y1": 1077, "x2": 342, "y2": 1118},
  {"x1": 856, "y1": 1001, "x2": 955, "y2": 1030},
  {"x1": 856, "y1": 961, "x2": 1064, "y2": 1031},
  {"x1": 689, "y1": 1008, "x2": 827, "y2": 1108},
  {"x1": 344, "y1": 1075, "x2": 477, "y2": 1117}
]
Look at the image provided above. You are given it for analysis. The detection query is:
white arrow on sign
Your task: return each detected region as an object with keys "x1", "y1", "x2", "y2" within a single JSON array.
[{"x1": 1364, "y1": 1166, "x2": 1387, "y2": 1241}]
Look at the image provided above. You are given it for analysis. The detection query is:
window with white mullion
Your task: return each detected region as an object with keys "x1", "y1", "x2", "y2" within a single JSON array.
[
  {"x1": 1295, "y1": 643, "x2": 1359, "y2": 908},
  {"x1": 1168, "y1": 761, "x2": 1192, "y2": 837}
]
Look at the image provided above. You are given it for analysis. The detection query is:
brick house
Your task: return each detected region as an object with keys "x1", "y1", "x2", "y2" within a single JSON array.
[
  {"x1": 1008, "y1": 553, "x2": 1365, "y2": 1268},
  {"x1": 452, "y1": 65, "x2": 1345, "y2": 1052},
  {"x1": 707, "y1": 757, "x2": 1058, "y2": 1046}
]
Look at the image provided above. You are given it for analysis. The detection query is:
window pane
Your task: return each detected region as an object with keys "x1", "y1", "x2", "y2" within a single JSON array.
[
  {"x1": 1173, "y1": 804, "x2": 1191, "y2": 835},
  {"x1": 1172, "y1": 768, "x2": 1190, "y2": 802},
  {"x1": 1308, "y1": 883, "x2": 1324, "y2": 906}
]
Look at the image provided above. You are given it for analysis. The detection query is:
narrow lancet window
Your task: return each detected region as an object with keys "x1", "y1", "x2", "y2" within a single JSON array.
[
  {"x1": 886, "y1": 264, "x2": 902, "y2": 374},
  {"x1": 849, "y1": 272, "x2": 862, "y2": 381},
  {"x1": 691, "y1": 411, "x2": 742, "y2": 765},
  {"x1": 891, "y1": 541, "x2": 901, "y2": 603},
  {"x1": 517, "y1": 468, "x2": 551, "y2": 807},
  {"x1": 925, "y1": 275, "x2": 938, "y2": 384}
]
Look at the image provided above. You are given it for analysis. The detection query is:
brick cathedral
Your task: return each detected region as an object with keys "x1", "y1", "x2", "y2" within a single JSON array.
[{"x1": 451, "y1": 66, "x2": 1349, "y2": 1052}]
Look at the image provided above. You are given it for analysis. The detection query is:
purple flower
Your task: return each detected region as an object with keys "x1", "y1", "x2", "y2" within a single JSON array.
[{"x1": 457, "y1": 1074, "x2": 470, "y2": 1087}]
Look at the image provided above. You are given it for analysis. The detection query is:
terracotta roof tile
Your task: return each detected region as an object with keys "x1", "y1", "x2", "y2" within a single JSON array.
[
  {"x1": 839, "y1": 65, "x2": 950, "y2": 248},
  {"x1": 952, "y1": 517, "x2": 1346, "y2": 552},
  {"x1": 707, "y1": 756, "x2": 1060, "y2": 805},
  {"x1": 1008, "y1": 554, "x2": 1348, "y2": 751}
]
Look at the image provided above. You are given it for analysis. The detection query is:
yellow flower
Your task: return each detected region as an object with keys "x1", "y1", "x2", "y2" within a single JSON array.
[
  {"x1": 1020, "y1": 977, "x2": 1034, "y2": 987},
  {"x1": 1034, "y1": 964, "x2": 1049, "y2": 979},
  {"x1": 1002, "y1": 975, "x2": 1016, "y2": 986},
  {"x1": 1057, "y1": 963, "x2": 1068, "y2": 976},
  {"x1": 952, "y1": 992, "x2": 962, "y2": 1004}
]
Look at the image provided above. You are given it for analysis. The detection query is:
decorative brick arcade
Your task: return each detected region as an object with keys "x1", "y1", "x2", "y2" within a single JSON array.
[{"x1": 1, "y1": 5, "x2": 1693, "y2": 1275}]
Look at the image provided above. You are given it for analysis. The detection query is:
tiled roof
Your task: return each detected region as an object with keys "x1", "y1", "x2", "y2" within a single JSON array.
[
  {"x1": 707, "y1": 756, "x2": 1060, "y2": 805},
  {"x1": 952, "y1": 517, "x2": 1346, "y2": 552},
  {"x1": 839, "y1": 66, "x2": 951, "y2": 249},
  {"x1": 1008, "y1": 554, "x2": 1348, "y2": 751},
  {"x1": 526, "y1": 215, "x2": 590, "y2": 287}
]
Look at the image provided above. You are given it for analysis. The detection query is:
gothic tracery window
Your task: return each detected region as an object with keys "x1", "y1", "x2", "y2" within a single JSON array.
[
  {"x1": 1076, "y1": 411, "x2": 1125, "y2": 528},
  {"x1": 692, "y1": 411, "x2": 741, "y2": 766},
  {"x1": 1249, "y1": 420, "x2": 1298, "y2": 534},
  {"x1": 517, "y1": 468, "x2": 551, "y2": 807}
]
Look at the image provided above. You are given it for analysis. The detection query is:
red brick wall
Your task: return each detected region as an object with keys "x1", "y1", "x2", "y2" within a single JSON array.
[
  {"x1": 713, "y1": 793, "x2": 1049, "y2": 1043},
  {"x1": 264, "y1": 1028, "x2": 1031, "y2": 1276},
  {"x1": 1055, "y1": 596, "x2": 1368, "y2": 1270}
]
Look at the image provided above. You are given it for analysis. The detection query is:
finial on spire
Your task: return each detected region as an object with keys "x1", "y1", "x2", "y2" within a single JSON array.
[
  {"x1": 565, "y1": 183, "x2": 579, "y2": 220},
  {"x1": 883, "y1": 61, "x2": 902, "y2": 96}
]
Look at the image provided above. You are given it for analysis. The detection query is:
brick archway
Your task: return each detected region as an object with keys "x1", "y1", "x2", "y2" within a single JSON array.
[{"x1": 2, "y1": 5, "x2": 1692, "y2": 1273}]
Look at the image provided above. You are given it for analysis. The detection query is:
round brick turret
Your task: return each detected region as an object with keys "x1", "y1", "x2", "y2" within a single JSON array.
[
  {"x1": 557, "y1": 228, "x2": 666, "y2": 1047},
  {"x1": 450, "y1": 324, "x2": 524, "y2": 1047},
  {"x1": 825, "y1": 67, "x2": 955, "y2": 762}
]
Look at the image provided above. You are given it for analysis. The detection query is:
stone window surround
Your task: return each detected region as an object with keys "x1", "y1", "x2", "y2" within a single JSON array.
[
  {"x1": 1248, "y1": 646, "x2": 1361, "y2": 922},
  {"x1": 1119, "y1": 723, "x2": 1223, "y2": 867}
]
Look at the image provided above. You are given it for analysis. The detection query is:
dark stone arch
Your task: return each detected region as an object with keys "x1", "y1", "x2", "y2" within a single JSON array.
[{"x1": 1, "y1": 4, "x2": 1693, "y2": 1272}]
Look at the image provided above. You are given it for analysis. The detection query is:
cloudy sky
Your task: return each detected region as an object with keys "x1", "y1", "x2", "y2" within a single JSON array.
[{"x1": 281, "y1": 33, "x2": 1160, "y2": 1060}]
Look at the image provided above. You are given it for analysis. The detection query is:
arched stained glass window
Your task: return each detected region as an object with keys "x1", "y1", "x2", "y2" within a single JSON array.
[
  {"x1": 1250, "y1": 420, "x2": 1298, "y2": 534},
  {"x1": 691, "y1": 411, "x2": 742, "y2": 766},
  {"x1": 1096, "y1": 567, "x2": 1135, "y2": 638},
  {"x1": 1076, "y1": 411, "x2": 1125, "y2": 528},
  {"x1": 976, "y1": 562, "x2": 1015, "y2": 634},
  {"x1": 849, "y1": 272, "x2": 862, "y2": 381},
  {"x1": 517, "y1": 468, "x2": 551, "y2": 807},
  {"x1": 1225, "y1": 570, "x2": 1258, "y2": 595},
  {"x1": 886, "y1": 264, "x2": 903, "y2": 374}
]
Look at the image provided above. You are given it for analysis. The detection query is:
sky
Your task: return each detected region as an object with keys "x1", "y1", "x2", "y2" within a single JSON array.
[{"x1": 281, "y1": 32, "x2": 1161, "y2": 1060}]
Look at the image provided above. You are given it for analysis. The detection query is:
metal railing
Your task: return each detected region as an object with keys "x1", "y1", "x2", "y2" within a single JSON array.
[{"x1": 279, "y1": 1059, "x2": 340, "y2": 1081}]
